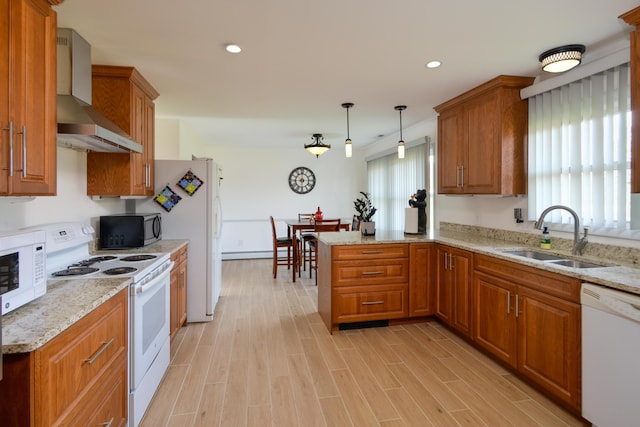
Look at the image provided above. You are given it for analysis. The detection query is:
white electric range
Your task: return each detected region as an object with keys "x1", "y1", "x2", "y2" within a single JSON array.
[{"x1": 37, "y1": 222, "x2": 172, "y2": 427}]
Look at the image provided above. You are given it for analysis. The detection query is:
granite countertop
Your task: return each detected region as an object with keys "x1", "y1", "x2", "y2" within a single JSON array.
[
  {"x1": 2, "y1": 277, "x2": 131, "y2": 354},
  {"x1": 319, "y1": 230, "x2": 640, "y2": 295},
  {"x1": 2, "y1": 239, "x2": 188, "y2": 354}
]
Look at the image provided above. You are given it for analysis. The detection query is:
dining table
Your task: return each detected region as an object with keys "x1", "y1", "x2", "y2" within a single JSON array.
[{"x1": 286, "y1": 219, "x2": 350, "y2": 279}]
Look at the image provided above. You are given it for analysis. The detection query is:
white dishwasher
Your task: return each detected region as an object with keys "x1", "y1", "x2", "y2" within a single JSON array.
[{"x1": 581, "y1": 282, "x2": 640, "y2": 427}]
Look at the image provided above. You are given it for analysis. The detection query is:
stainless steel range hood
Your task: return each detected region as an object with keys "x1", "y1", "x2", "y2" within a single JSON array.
[{"x1": 56, "y1": 28, "x2": 142, "y2": 153}]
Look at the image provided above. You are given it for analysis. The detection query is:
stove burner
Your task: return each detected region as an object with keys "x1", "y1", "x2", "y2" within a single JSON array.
[
  {"x1": 52, "y1": 267, "x2": 100, "y2": 277},
  {"x1": 120, "y1": 254, "x2": 157, "y2": 262},
  {"x1": 69, "y1": 255, "x2": 118, "y2": 268},
  {"x1": 103, "y1": 267, "x2": 137, "y2": 275},
  {"x1": 89, "y1": 255, "x2": 118, "y2": 262}
]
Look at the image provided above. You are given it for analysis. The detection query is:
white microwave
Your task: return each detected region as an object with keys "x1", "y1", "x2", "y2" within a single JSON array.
[{"x1": 0, "y1": 229, "x2": 46, "y2": 315}]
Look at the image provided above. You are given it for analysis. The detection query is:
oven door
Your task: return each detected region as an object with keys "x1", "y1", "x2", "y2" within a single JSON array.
[{"x1": 130, "y1": 261, "x2": 173, "y2": 389}]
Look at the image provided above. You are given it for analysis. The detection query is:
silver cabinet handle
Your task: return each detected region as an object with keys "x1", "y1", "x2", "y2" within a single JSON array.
[
  {"x1": 101, "y1": 417, "x2": 115, "y2": 427},
  {"x1": 362, "y1": 301, "x2": 384, "y2": 305},
  {"x1": 460, "y1": 165, "x2": 465, "y2": 187},
  {"x1": 361, "y1": 250, "x2": 384, "y2": 254},
  {"x1": 515, "y1": 295, "x2": 519, "y2": 318},
  {"x1": 84, "y1": 338, "x2": 115, "y2": 365},
  {"x1": 507, "y1": 291, "x2": 511, "y2": 314},
  {"x1": 2, "y1": 121, "x2": 14, "y2": 176},
  {"x1": 361, "y1": 271, "x2": 383, "y2": 276},
  {"x1": 17, "y1": 125, "x2": 26, "y2": 174}
]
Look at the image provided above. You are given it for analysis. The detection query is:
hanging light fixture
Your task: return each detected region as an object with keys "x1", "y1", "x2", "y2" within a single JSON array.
[
  {"x1": 305, "y1": 133, "x2": 331, "y2": 158},
  {"x1": 342, "y1": 103, "x2": 354, "y2": 158},
  {"x1": 539, "y1": 44, "x2": 585, "y2": 73},
  {"x1": 395, "y1": 105, "x2": 407, "y2": 159}
]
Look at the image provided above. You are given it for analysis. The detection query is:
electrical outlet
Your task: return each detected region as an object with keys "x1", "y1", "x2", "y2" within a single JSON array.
[{"x1": 514, "y1": 208, "x2": 524, "y2": 223}]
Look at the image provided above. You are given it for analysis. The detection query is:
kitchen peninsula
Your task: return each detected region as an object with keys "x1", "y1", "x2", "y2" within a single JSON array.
[{"x1": 317, "y1": 225, "x2": 640, "y2": 414}]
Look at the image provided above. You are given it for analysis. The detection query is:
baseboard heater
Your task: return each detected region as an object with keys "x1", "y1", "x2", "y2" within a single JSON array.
[{"x1": 339, "y1": 319, "x2": 389, "y2": 331}]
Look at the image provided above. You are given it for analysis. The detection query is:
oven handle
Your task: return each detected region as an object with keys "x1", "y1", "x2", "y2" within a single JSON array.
[{"x1": 135, "y1": 261, "x2": 174, "y2": 295}]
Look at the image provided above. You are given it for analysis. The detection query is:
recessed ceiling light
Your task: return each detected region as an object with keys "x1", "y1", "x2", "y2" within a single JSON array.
[
  {"x1": 425, "y1": 60, "x2": 441, "y2": 69},
  {"x1": 225, "y1": 44, "x2": 242, "y2": 53}
]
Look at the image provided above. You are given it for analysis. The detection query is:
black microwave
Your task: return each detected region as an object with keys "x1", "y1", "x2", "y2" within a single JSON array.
[{"x1": 100, "y1": 213, "x2": 162, "y2": 249}]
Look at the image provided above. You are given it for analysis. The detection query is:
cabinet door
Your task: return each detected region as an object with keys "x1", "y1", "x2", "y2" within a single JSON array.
[
  {"x1": 409, "y1": 243, "x2": 436, "y2": 317},
  {"x1": 473, "y1": 271, "x2": 517, "y2": 367},
  {"x1": 450, "y1": 247, "x2": 472, "y2": 336},
  {"x1": 178, "y1": 248, "x2": 188, "y2": 327},
  {"x1": 0, "y1": 0, "x2": 9, "y2": 195},
  {"x1": 170, "y1": 258, "x2": 180, "y2": 340},
  {"x1": 517, "y1": 286, "x2": 581, "y2": 409},
  {"x1": 4, "y1": 0, "x2": 56, "y2": 196},
  {"x1": 437, "y1": 109, "x2": 464, "y2": 194},
  {"x1": 464, "y1": 91, "x2": 500, "y2": 194},
  {"x1": 435, "y1": 246, "x2": 452, "y2": 323}
]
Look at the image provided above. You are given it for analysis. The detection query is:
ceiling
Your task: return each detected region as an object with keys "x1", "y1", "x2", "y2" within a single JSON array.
[{"x1": 55, "y1": 0, "x2": 638, "y2": 152}]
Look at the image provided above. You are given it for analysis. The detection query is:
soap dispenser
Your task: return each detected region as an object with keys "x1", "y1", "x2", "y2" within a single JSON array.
[{"x1": 540, "y1": 226, "x2": 551, "y2": 249}]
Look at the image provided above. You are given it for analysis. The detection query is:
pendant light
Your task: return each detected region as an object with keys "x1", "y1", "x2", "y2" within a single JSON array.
[
  {"x1": 342, "y1": 103, "x2": 354, "y2": 158},
  {"x1": 305, "y1": 133, "x2": 331, "y2": 158},
  {"x1": 395, "y1": 105, "x2": 407, "y2": 159}
]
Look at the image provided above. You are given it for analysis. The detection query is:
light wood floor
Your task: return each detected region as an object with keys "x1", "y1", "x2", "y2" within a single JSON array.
[{"x1": 141, "y1": 259, "x2": 585, "y2": 427}]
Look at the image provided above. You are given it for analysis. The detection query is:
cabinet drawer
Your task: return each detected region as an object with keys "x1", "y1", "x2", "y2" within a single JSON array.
[
  {"x1": 332, "y1": 284, "x2": 408, "y2": 323},
  {"x1": 332, "y1": 244, "x2": 409, "y2": 261},
  {"x1": 37, "y1": 289, "x2": 127, "y2": 423},
  {"x1": 333, "y1": 259, "x2": 409, "y2": 287},
  {"x1": 59, "y1": 356, "x2": 128, "y2": 427},
  {"x1": 474, "y1": 254, "x2": 580, "y2": 302}
]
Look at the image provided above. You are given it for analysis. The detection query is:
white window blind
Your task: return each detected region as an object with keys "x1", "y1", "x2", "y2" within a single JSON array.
[
  {"x1": 367, "y1": 144, "x2": 427, "y2": 231},
  {"x1": 528, "y1": 63, "x2": 631, "y2": 233}
]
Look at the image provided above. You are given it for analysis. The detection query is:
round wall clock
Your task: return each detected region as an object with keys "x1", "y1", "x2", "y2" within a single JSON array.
[{"x1": 288, "y1": 167, "x2": 316, "y2": 194}]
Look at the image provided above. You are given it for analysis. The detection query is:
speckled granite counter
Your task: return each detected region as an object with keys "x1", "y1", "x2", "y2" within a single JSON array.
[
  {"x1": 93, "y1": 239, "x2": 188, "y2": 255},
  {"x1": 2, "y1": 239, "x2": 187, "y2": 355},
  {"x1": 2, "y1": 278, "x2": 130, "y2": 354},
  {"x1": 319, "y1": 230, "x2": 640, "y2": 295}
]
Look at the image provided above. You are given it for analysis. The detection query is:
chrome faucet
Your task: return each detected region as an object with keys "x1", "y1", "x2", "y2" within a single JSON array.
[{"x1": 534, "y1": 205, "x2": 588, "y2": 255}]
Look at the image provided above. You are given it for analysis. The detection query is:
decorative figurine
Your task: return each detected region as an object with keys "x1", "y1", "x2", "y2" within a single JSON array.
[{"x1": 408, "y1": 189, "x2": 427, "y2": 234}]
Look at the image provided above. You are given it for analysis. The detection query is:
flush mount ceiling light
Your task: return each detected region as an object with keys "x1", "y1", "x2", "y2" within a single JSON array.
[
  {"x1": 342, "y1": 103, "x2": 354, "y2": 158},
  {"x1": 539, "y1": 44, "x2": 585, "y2": 73},
  {"x1": 395, "y1": 105, "x2": 407, "y2": 159},
  {"x1": 425, "y1": 60, "x2": 441, "y2": 69},
  {"x1": 225, "y1": 44, "x2": 242, "y2": 53},
  {"x1": 305, "y1": 133, "x2": 331, "y2": 158}
]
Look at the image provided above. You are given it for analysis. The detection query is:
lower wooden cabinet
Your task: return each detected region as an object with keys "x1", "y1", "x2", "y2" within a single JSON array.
[
  {"x1": 0, "y1": 287, "x2": 128, "y2": 427},
  {"x1": 436, "y1": 244, "x2": 473, "y2": 337},
  {"x1": 409, "y1": 242, "x2": 436, "y2": 317},
  {"x1": 170, "y1": 244, "x2": 188, "y2": 341},
  {"x1": 473, "y1": 254, "x2": 581, "y2": 412}
]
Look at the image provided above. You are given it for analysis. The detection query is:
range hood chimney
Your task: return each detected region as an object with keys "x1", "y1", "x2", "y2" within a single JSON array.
[{"x1": 56, "y1": 28, "x2": 142, "y2": 153}]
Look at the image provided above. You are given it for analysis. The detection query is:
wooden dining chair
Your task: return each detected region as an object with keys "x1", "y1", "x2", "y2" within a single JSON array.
[
  {"x1": 308, "y1": 219, "x2": 341, "y2": 281},
  {"x1": 297, "y1": 213, "x2": 315, "y2": 274},
  {"x1": 351, "y1": 214, "x2": 361, "y2": 232},
  {"x1": 270, "y1": 216, "x2": 295, "y2": 279}
]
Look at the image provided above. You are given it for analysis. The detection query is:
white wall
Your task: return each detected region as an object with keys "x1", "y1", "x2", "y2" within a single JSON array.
[
  {"x1": 0, "y1": 147, "x2": 127, "y2": 232},
  {"x1": 154, "y1": 118, "x2": 367, "y2": 257}
]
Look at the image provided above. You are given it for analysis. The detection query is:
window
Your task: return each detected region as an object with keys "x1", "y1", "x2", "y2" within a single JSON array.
[
  {"x1": 528, "y1": 63, "x2": 634, "y2": 236},
  {"x1": 367, "y1": 143, "x2": 431, "y2": 231}
]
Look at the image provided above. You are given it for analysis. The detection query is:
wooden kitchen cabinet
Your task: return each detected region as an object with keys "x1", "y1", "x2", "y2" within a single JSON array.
[
  {"x1": 0, "y1": 0, "x2": 57, "y2": 196},
  {"x1": 435, "y1": 244, "x2": 473, "y2": 337},
  {"x1": 87, "y1": 65, "x2": 159, "y2": 196},
  {"x1": 620, "y1": 6, "x2": 640, "y2": 193},
  {"x1": 434, "y1": 75, "x2": 534, "y2": 195},
  {"x1": 170, "y1": 244, "x2": 188, "y2": 342},
  {"x1": 0, "y1": 287, "x2": 128, "y2": 426},
  {"x1": 318, "y1": 242, "x2": 410, "y2": 332},
  {"x1": 409, "y1": 242, "x2": 436, "y2": 317},
  {"x1": 473, "y1": 254, "x2": 581, "y2": 412}
]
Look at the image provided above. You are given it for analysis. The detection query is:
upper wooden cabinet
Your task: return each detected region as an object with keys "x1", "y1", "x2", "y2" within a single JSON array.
[
  {"x1": 434, "y1": 75, "x2": 534, "y2": 195},
  {"x1": 87, "y1": 65, "x2": 159, "y2": 196},
  {"x1": 0, "y1": 0, "x2": 57, "y2": 196},
  {"x1": 620, "y1": 6, "x2": 640, "y2": 193}
]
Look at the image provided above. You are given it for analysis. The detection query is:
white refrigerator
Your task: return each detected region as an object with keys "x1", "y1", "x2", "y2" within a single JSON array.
[{"x1": 138, "y1": 158, "x2": 222, "y2": 322}]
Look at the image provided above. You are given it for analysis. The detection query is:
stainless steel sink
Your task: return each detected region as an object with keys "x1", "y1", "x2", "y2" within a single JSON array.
[
  {"x1": 502, "y1": 250, "x2": 566, "y2": 261},
  {"x1": 548, "y1": 259, "x2": 607, "y2": 269}
]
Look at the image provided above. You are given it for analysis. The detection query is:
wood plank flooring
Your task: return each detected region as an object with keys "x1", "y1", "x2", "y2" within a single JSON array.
[{"x1": 141, "y1": 259, "x2": 585, "y2": 426}]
